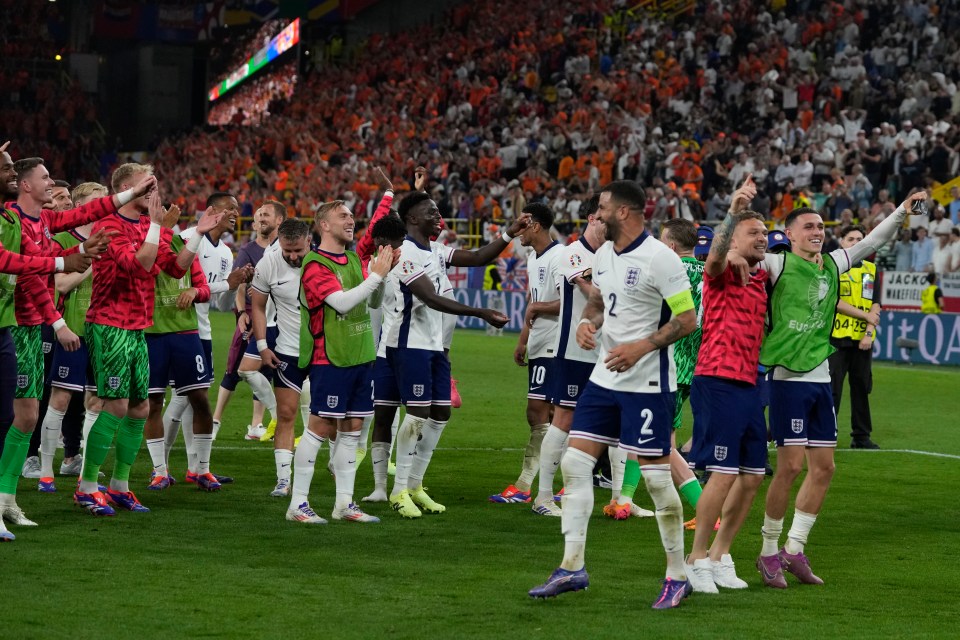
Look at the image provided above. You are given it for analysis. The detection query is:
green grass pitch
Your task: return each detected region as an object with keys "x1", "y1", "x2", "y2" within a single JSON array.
[{"x1": 4, "y1": 313, "x2": 960, "y2": 639}]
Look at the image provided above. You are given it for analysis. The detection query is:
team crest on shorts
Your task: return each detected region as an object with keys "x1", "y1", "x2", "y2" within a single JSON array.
[
  {"x1": 16, "y1": 375, "x2": 27, "y2": 389},
  {"x1": 108, "y1": 376, "x2": 121, "y2": 390},
  {"x1": 42, "y1": 342, "x2": 52, "y2": 354},
  {"x1": 567, "y1": 384, "x2": 578, "y2": 397},
  {"x1": 538, "y1": 266, "x2": 546, "y2": 283},
  {"x1": 714, "y1": 446, "x2": 727, "y2": 461},
  {"x1": 625, "y1": 267, "x2": 640, "y2": 288},
  {"x1": 412, "y1": 384, "x2": 424, "y2": 397},
  {"x1": 58, "y1": 366, "x2": 70, "y2": 378},
  {"x1": 277, "y1": 360, "x2": 287, "y2": 371},
  {"x1": 791, "y1": 418, "x2": 804, "y2": 434},
  {"x1": 326, "y1": 395, "x2": 339, "y2": 408}
]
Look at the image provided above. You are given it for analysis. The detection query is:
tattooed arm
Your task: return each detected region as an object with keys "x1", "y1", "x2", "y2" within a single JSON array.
[
  {"x1": 603, "y1": 309, "x2": 696, "y2": 372},
  {"x1": 706, "y1": 174, "x2": 757, "y2": 279}
]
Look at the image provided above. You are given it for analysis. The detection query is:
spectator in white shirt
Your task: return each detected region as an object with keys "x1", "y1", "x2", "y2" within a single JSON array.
[
  {"x1": 928, "y1": 206, "x2": 953, "y2": 238},
  {"x1": 793, "y1": 151, "x2": 814, "y2": 188}
]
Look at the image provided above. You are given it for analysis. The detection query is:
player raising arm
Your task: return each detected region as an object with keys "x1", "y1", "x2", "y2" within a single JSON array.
[{"x1": 74, "y1": 163, "x2": 223, "y2": 517}]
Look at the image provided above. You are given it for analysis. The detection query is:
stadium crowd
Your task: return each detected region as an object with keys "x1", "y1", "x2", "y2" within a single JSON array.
[
  {"x1": 141, "y1": 0, "x2": 960, "y2": 277},
  {"x1": 0, "y1": 0, "x2": 957, "y2": 612}
]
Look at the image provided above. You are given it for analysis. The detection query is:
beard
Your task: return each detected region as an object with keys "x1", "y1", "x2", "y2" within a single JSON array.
[
  {"x1": 603, "y1": 219, "x2": 618, "y2": 242},
  {"x1": 284, "y1": 256, "x2": 303, "y2": 268}
]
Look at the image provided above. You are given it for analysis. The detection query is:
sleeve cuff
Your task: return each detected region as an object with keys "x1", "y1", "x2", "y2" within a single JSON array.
[{"x1": 55, "y1": 257, "x2": 64, "y2": 272}]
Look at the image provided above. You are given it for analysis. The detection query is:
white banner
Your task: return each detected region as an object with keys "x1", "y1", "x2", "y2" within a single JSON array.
[
  {"x1": 879, "y1": 271, "x2": 927, "y2": 309},
  {"x1": 941, "y1": 272, "x2": 960, "y2": 298}
]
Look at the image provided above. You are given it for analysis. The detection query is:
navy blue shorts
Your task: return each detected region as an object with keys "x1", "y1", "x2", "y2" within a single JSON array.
[
  {"x1": 386, "y1": 346, "x2": 451, "y2": 408},
  {"x1": 757, "y1": 370, "x2": 771, "y2": 408},
  {"x1": 146, "y1": 333, "x2": 212, "y2": 395},
  {"x1": 570, "y1": 381, "x2": 674, "y2": 459},
  {"x1": 309, "y1": 363, "x2": 374, "y2": 419},
  {"x1": 244, "y1": 325, "x2": 280, "y2": 358},
  {"x1": 49, "y1": 338, "x2": 95, "y2": 392},
  {"x1": 372, "y1": 356, "x2": 401, "y2": 406},
  {"x1": 769, "y1": 380, "x2": 838, "y2": 448},
  {"x1": 527, "y1": 357, "x2": 554, "y2": 402},
  {"x1": 0, "y1": 329, "x2": 17, "y2": 427},
  {"x1": 550, "y1": 358, "x2": 594, "y2": 408},
  {"x1": 274, "y1": 351, "x2": 307, "y2": 394},
  {"x1": 201, "y1": 338, "x2": 214, "y2": 378},
  {"x1": 690, "y1": 376, "x2": 767, "y2": 475}
]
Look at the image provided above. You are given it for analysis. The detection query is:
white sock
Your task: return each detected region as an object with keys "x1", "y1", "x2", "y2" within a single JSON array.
[
  {"x1": 609, "y1": 445, "x2": 627, "y2": 501},
  {"x1": 290, "y1": 430, "x2": 324, "y2": 508},
  {"x1": 212, "y1": 419, "x2": 221, "y2": 440},
  {"x1": 162, "y1": 394, "x2": 189, "y2": 466},
  {"x1": 516, "y1": 423, "x2": 548, "y2": 492},
  {"x1": 39, "y1": 407, "x2": 66, "y2": 477},
  {"x1": 642, "y1": 463, "x2": 686, "y2": 580},
  {"x1": 785, "y1": 510, "x2": 817, "y2": 555},
  {"x1": 536, "y1": 425, "x2": 568, "y2": 503},
  {"x1": 333, "y1": 431, "x2": 360, "y2": 509},
  {"x1": 275, "y1": 448, "x2": 294, "y2": 482},
  {"x1": 387, "y1": 411, "x2": 400, "y2": 461},
  {"x1": 82, "y1": 409, "x2": 99, "y2": 447},
  {"x1": 391, "y1": 414, "x2": 425, "y2": 498},
  {"x1": 559, "y1": 448, "x2": 596, "y2": 571},
  {"x1": 299, "y1": 379, "x2": 311, "y2": 430},
  {"x1": 408, "y1": 418, "x2": 446, "y2": 489},
  {"x1": 146, "y1": 437, "x2": 167, "y2": 476},
  {"x1": 193, "y1": 433, "x2": 213, "y2": 475},
  {"x1": 110, "y1": 477, "x2": 129, "y2": 493},
  {"x1": 370, "y1": 441, "x2": 390, "y2": 492},
  {"x1": 240, "y1": 370, "x2": 277, "y2": 416},
  {"x1": 761, "y1": 514, "x2": 784, "y2": 557},
  {"x1": 181, "y1": 405, "x2": 199, "y2": 474},
  {"x1": 326, "y1": 432, "x2": 338, "y2": 474},
  {"x1": 359, "y1": 415, "x2": 373, "y2": 451},
  {"x1": 79, "y1": 409, "x2": 100, "y2": 478}
]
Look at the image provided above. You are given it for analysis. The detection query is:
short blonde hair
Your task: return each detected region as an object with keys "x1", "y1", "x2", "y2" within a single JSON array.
[
  {"x1": 314, "y1": 200, "x2": 346, "y2": 226},
  {"x1": 111, "y1": 162, "x2": 154, "y2": 193},
  {"x1": 71, "y1": 181, "x2": 109, "y2": 206}
]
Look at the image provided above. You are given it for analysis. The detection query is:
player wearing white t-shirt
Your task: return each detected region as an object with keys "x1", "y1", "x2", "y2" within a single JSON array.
[
  {"x1": 529, "y1": 181, "x2": 697, "y2": 610},
  {"x1": 754, "y1": 195, "x2": 924, "y2": 589},
  {"x1": 156, "y1": 193, "x2": 253, "y2": 487},
  {"x1": 533, "y1": 202, "x2": 608, "y2": 515},
  {"x1": 489, "y1": 204, "x2": 562, "y2": 509},
  {"x1": 384, "y1": 192, "x2": 524, "y2": 518},
  {"x1": 244, "y1": 218, "x2": 311, "y2": 497},
  {"x1": 359, "y1": 214, "x2": 407, "y2": 503}
]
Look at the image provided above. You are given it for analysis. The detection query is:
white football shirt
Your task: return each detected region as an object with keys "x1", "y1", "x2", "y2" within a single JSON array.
[
  {"x1": 180, "y1": 228, "x2": 234, "y2": 340},
  {"x1": 375, "y1": 273, "x2": 399, "y2": 357},
  {"x1": 384, "y1": 237, "x2": 454, "y2": 352},
  {"x1": 525, "y1": 241, "x2": 562, "y2": 359},
  {"x1": 552, "y1": 236, "x2": 599, "y2": 364},
  {"x1": 589, "y1": 232, "x2": 691, "y2": 393},
  {"x1": 251, "y1": 248, "x2": 302, "y2": 357}
]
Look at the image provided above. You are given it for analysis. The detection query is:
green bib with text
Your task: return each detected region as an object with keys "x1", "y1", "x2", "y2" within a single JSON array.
[
  {"x1": 298, "y1": 250, "x2": 375, "y2": 369},
  {"x1": 53, "y1": 231, "x2": 92, "y2": 336},
  {"x1": 760, "y1": 252, "x2": 839, "y2": 373},
  {"x1": 146, "y1": 235, "x2": 199, "y2": 335},
  {"x1": 0, "y1": 209, "x2": 22, "y2": 329}
]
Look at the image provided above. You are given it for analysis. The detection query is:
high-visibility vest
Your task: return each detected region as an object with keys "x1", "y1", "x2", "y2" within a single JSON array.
[
  {"x1": 831, "y1": 261, "x2": 877, "y2": 340},
  {"x1": 921, "y1": 284, "x2": 942, "y2": 314}
]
